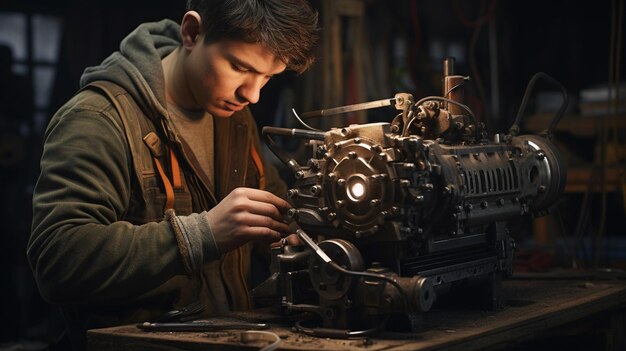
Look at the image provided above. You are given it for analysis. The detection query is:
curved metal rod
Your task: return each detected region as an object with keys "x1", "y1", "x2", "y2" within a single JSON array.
[
  {"x1": 261, "y1": 127, "x2": 325, "y2": 173},
  {"x1": 295, "y1": 228, "x2": 410, "y2": 309},
  {"x1": 509, "y1": 72, "x2": 569, "y2": 138}
]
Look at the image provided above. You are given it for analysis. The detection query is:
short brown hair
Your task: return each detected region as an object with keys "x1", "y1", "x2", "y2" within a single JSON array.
[{"x1": 187, "y1": 0, "x2": 319, "y2": 74}]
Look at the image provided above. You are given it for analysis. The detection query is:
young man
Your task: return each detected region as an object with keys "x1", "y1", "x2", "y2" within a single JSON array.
[{"x1": 27, "y1": 0, "x2": 318, "y2": 349}]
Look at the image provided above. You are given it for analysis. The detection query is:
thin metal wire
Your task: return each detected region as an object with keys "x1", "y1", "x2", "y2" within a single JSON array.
[{"x1": 292, "y1": 108, "x2": 322, "y2": 131}]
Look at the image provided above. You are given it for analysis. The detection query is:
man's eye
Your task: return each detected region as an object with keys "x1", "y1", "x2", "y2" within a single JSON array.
[{"x1": 232, "y1": 64, "x2": 248, "y2": 73}]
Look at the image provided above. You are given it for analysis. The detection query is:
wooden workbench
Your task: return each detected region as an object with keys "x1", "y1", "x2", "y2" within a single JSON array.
[{"x1": 87, "y1": 272, "x2": 626, "y2": 350}]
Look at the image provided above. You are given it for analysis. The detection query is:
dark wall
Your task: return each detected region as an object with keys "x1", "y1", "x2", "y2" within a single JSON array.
[{"x1": 0, "y1": 1, "x2": 187, "y2": 346}]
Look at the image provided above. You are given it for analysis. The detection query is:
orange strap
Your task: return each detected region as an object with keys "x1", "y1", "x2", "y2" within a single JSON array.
[
  {"x1": 249, "y1": 143, "x2": 266, "y2": 190},
  {"x1": 170, "y1": 148, "x2": 181, "y2": 188},
  {"x1": 153, "y1": 148, "x2": 181, "y2": 211}
]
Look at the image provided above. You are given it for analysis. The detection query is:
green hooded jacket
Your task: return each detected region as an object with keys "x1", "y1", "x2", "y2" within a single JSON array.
[{"x1": 27, "y1": 19, "x2": 287, "y2": 348}]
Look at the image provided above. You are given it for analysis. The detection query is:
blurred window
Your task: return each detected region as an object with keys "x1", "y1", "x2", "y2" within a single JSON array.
[{"x1": 0, "y1": 12, "x2": 63, "y2": 134}]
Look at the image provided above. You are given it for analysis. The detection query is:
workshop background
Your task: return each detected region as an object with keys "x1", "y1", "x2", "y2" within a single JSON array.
[{"x1": 0, "y1": 0, "x2": 624, "y2": 349}]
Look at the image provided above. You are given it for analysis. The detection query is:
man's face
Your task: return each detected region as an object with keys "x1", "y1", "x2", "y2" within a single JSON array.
[{"x1": 183, "y1": 38, "x2": 286, "y2": 118}]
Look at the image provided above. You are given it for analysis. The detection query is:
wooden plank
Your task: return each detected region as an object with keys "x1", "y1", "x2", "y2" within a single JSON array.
[
  {"x1": 87, "y1": 278, "x2": 626, "y2": 351},
  {"x1": 386, "y1": 280, "x2": 626, "y2": 350}
]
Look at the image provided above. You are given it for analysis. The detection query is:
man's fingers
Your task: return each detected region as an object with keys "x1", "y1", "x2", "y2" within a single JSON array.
[
  {"x1": 283, "y1": 233, "x2": 301, "y2": 246},
  {"x1": 244, "y1": 200, "x2": 288, "y2": 222},
  {"x1": 242, "y1": 226, "x2": 283, "y2": 243},
  {"x1": 234, "y1": 188, "x2": 291, "y2": 212},
  {"x1": 270, "y1": 233, "x2": 301, "y2": 248},
  {"x1": 234, "y1": 213, "x2": 290, "y2": 234}
]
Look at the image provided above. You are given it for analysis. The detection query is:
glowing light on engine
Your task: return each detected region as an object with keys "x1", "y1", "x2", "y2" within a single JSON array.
[{"x1": 347, "y1": 179, "x2": 366, "y2": 201}]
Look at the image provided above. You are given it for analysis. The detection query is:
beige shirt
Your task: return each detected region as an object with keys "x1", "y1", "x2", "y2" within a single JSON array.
[
  {"x1": 168, "y1": 103, "x2": 231, "y2": 313},
  {"x1": 167, "y1": 103, "x2": 215, "y2": 193}
]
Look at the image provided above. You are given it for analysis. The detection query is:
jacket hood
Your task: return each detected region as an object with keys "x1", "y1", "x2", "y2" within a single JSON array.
[{"x1": 80, "y1": 19, "x2": 181, "y2": 122}]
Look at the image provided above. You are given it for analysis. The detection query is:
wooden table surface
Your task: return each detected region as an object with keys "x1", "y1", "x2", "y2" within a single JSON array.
[{"x1": 87, "y1": 271, "x2": 626, "y2": 351}]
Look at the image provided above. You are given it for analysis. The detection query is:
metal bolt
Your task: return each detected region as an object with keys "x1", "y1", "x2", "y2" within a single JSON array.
[
  {"x1": 337, "y1": 179, "x2": 346, "y2": 186},
  {"x1": 316, "y1": 146, "x2": 327, "y2": 158},
  {"x1": 287, "y1": 208, "x2": 298, "y2": 219},
  {"x1": 348, "y1": 151, "x2": 357, "y2": 159},
  {"x1": 287, "y1": 189, "x2": 299, "y2": 198},
  {"x1": 311, "y1": 185, "x2": 322, "y2": 196}
]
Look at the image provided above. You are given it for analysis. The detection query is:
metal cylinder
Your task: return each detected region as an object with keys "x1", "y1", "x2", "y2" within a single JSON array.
[
  {"x1": 444, "y1": 75, "x2": 466, "y2": 116},
  {"x1": 442, "y1": 57, "x2": 465, "y2": 116}
]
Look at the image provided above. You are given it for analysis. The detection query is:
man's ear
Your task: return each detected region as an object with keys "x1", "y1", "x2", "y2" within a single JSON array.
[{"x1": 180, "y1": 11, "x2": 202, "y2": 50}]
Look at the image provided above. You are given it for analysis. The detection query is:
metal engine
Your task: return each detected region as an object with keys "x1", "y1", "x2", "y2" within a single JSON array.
[{"x1": 253, "y1": 58, "x2": 567, "y2": 337}]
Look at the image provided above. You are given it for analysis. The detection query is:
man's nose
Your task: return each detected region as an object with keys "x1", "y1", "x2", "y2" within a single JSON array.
[{"x1": 236, "y1": 76, "x2": 265, "y2": 104}]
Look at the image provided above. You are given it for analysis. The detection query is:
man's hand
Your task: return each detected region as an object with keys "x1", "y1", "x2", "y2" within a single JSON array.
[
  {"x1": 270, "y1": 233, "x2": 302, "y2": 248},
  {"x1": 207, "y1": 187, "x2": 292, "y2": 254}
]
